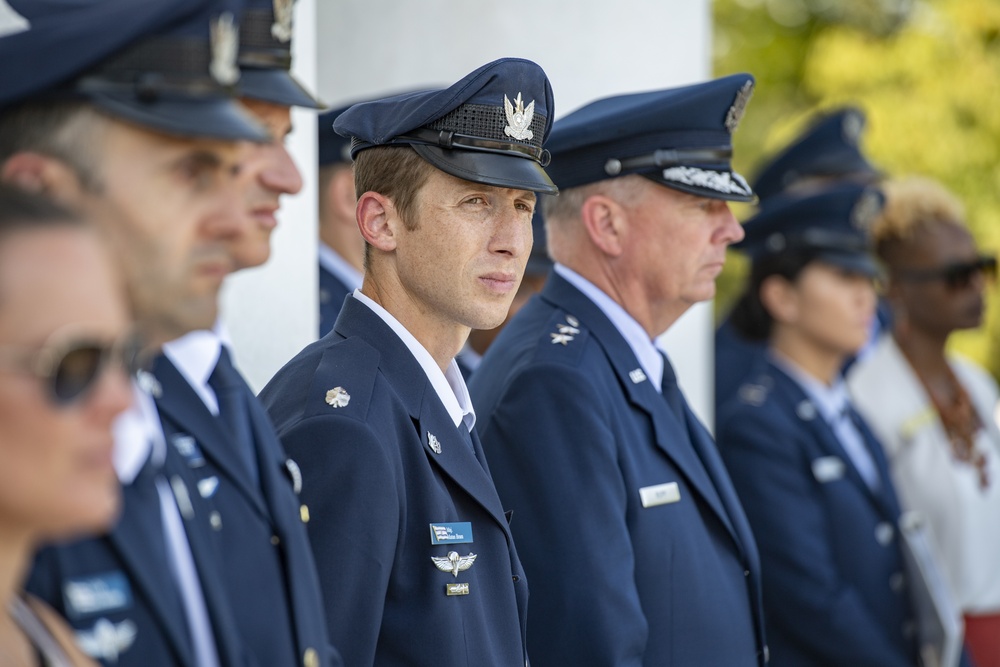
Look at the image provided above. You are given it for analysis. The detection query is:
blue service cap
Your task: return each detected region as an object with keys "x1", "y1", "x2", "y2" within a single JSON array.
[
  {"x1": 737, "y1": 182, "x2": 884, "y2": 276},
  {"x1": 544, "y1": 73, "x2": 756, "y2": 201},
  {"x1": 334, "y1": 58, "x2": 557, "y2": 195},
  {"x1": 237, "y1": 0, "x2": 323, "y2": 109},
  {"x1": 0, "y1": 0, "x2": 268, "y2": 142},
  {"x1": 752, "y1": 107, "x2": 879, "y2": 202}
]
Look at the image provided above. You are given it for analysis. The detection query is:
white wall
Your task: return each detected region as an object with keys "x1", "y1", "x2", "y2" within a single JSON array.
[{"x1": 226, "y1": 0, "x2": 718, "y2": 426}]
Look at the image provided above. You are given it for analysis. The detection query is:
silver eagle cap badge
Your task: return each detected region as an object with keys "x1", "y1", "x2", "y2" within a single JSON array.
[
  {"x1": 503, "y1": 92, "x2": 535, "y2": 141},
  {"x1": 432, "y1": 551, "x2": 478, "y2": 577},
  {"x1": 209, "y1": 11, "x2": 240, "y2": 86},
  {"x1": 271, "y1": 0, "x2": 293, "y2": 43}
]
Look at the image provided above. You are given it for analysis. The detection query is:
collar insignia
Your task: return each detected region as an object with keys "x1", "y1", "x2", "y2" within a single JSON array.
[
  {"x1": 272, "y1": 0, "x2": 293, "y2": 43},
  {"x1": 431, "y1": 551, "x2": 477, "y2": 577},
  {"x1": 428, "y1": 432, "x2": 442, "y2": 454},
  {"x1": 325, "y1": 386, "x2": 350, "y2": 408},
  {"x1": 210, "y1": 11, "x2": 240, "y2": 86},
  {"x1": 725, "y1": 80, "x2": 754, "y2": 134},
  {"x1": 504, "y1": 92, "x2": 535, "y2": 141}
]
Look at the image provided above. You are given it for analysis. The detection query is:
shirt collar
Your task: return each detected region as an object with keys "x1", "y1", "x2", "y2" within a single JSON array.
[
  {"x1": 162, "y1": 329, "x2": 223, "y2": 391},
  {"x1": 769, "y1": 350, "x2": 850, "y2": 424},
  {"x1": 319, "y1": 243, "x2": 364, "y2": 292},
  {"x1": 352, "y1": 290, "x2": 476, "y2": 431},
  {"x1": 555, "y1": 263, "x2": 664, "y2": 392}
]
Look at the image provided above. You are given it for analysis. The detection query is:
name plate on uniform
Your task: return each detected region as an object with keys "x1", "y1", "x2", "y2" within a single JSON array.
[
  {"x1": 639, "y1": 482, "x2": 681, "y2": 508},
  {"x1": 429, "y1": 522, "x2": 474, "y2": 545},
  {"x1": 446, "y1": 583, "x2": 470, "y2": 596},
  {"x1": 63, "y1": 572, "x2": 132, "y2": 619}
]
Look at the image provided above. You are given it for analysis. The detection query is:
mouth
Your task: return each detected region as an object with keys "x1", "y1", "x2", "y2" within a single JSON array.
[
  {"x1": 479, "y1": 272, "x2": 518, "y2": 294},
  {"x1": 250, "y1": 203, "x2": 280, "y2": 231}
]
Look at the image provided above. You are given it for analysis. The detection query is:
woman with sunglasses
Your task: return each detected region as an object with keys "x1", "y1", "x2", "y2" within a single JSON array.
[
  {"x1": 0, "y1": 188, "x2": 133, "y2": 666},
  {"x1": 848, "y1": 176, "x2": 1000, "y2": 667},
  {"x1": 715, "y1": 184, "x2": 926, "y2": 666}
]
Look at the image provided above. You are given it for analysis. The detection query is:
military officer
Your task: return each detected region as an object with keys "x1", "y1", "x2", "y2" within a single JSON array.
[
  {"x1": 317, "y1": 102, "x2": 365, "y2": 337},
  {"x1": 260, "y1": 58, "x2": 557, "y2": 666},
  {"x1": 0, "y1": 0, "x2": 270, "y2": 664},
  {"x1": 715, "y1": 184, "x2": 921, "y2": 666},
  {"x1": 715, "y1": 107, "x2": 882, "y2": 415},
  {"x1": 151, "y1": 1, "x2": 340, "y2": 666},
  {"x1": 469, "y1": 75, "x2": 768, "y2": 666}
]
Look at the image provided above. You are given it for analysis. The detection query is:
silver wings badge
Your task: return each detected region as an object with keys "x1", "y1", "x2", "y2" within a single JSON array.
[
  {"x1": 431, "y1": 551, "x2": 477, "y2": 577},
  {"x1": 504, "y1": 93, "x2": 535, "y2": 141}
]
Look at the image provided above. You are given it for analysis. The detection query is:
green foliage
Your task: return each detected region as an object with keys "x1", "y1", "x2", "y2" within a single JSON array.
[{"x1": 713, "y1": 0, "x2": 1000, "y2": 375}]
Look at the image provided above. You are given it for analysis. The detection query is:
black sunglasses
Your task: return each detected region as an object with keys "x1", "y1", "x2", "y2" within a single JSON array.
[
  {"x1": 897, "y1": 255, "x2": 997, "y2": 291},
  {"x1": 0, "y1": 332, "x2": 142, "y2": 405}
]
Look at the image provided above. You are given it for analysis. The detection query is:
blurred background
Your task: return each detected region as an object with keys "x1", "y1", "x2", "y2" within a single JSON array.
[{"x1": 712, "y1": 0, "x2": 1000, "y2": 379}]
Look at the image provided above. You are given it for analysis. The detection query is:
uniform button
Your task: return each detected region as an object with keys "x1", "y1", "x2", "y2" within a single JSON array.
[
  {"x1": 271, "y1": 535, "x2": 281, "y2": 546},
  {"x1": 874, "y1": 522, "x2": 895, "y2": 546},
  {"x1": 303, "y1": 647, "x2": 318, "y2": 667},
  {"x1": 512, "y1": 575, "x2": 520, "y2": 582},
  {"x1": 763, "y1": 645, "x2": 770, "y2": 662},
  {"x1": 889, "y1": 572, "x2": 905, "y2": 592},
  {"x1": 209, "y1": 511, "x2": 222, "y2": 531},
  {"x1": 300, "y1": 504, "x2": 310, "y2": 523},
  {"x1": 744, "y1": 570, "x2": 750, "y2": 577}
]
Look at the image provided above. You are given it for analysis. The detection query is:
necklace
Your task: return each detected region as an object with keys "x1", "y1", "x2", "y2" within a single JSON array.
[{"x1": 902, "y1": 349, "x2": 990, "y2": 489}]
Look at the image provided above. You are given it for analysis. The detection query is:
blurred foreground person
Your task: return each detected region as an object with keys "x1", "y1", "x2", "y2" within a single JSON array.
[
  {"x1": 0, "y1": 188, "x2": 132, "y2": 666},
  {"x1": 717, "y1": 184, "x2": 922, "y2": 666},
  {"x1": 849, "y1": 176, "x2": 1000, "y2": 667}
]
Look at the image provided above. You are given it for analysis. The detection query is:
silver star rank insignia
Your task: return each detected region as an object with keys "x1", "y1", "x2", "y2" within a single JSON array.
[{"x1": 325, "y1": 386, "x2": 350, "y2": 408}]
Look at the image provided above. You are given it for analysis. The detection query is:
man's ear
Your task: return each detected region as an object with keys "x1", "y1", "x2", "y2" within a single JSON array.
[
  {"x1": 1, "y1": 152, "x2": 88, "y2": 203},
  {"x1": 356, "y1": 191, "x2": 397, "y2": 252},
  {"x1": 579, "y1": 193, "x2": 628, "y2": 257},
  {"x1": 760, "y1": 274, "x2": 798, "y2": 325}
]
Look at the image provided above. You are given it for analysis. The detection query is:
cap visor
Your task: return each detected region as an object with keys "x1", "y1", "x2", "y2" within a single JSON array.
[
  {"x1": 816, "y1": 251, "x2": 880, "y2": 278},
  {"x1": 239, "y1": 68, "x2": 325, "y2": 110},
  {"x1": 89, "y1": 93, "x2": 269, "y2": 142},
  {"x1": 413, "y1": 145, "x2": 558, "y2": 195},
  {"x1": 645, "y1": 169, "x2": 756, "y2": 203}
]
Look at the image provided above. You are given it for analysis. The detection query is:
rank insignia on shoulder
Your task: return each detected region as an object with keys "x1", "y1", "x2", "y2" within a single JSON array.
[
  {"x1": 432, "y1": 551, "x2": 477, "y2": 577},
  {"x1": 428, "y1": 432, "x2": 442, "y2": 454},
  {"x1": 75, "y1": 619, "x2": 137, "y2": 663},
  {"x1": 550, "y1": 315, "x2": 580, "y2": 346},
  {"x1": 325, "y1": 386, "x2": 350, "y2": 408},
  {"x1": 737, "y1": 383, "x2": 769, "y2": 407}
]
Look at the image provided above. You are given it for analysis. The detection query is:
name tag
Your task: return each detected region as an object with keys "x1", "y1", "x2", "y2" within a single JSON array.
[
  {"x1": 812, "y1": 456, "x2": 846, "y2": 483},
  {"x1": 63, "y1": 572, "x2": 132, "y2": 619},
  {"x1": 429, "y1": 522, "x2": 474, "y2": 545},
  {"x1": 639, "y1": 482, "x2": 681, "y2": 508},
  {"x1": 446, "y1": 583, "x2": 470, "y2": 596}
]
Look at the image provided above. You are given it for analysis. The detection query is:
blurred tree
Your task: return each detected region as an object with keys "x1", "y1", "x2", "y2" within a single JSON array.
[{"x1": 714, "y1": 0, "x2": 1000, "y2": 377}]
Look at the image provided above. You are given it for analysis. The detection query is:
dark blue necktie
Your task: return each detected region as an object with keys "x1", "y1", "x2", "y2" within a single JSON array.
[
  {"x1": 208, "y1": 347, "x2": 258, "y2": 486},
  {"x1": 660, "y1": 352, "x2": 686, "y2": 425}
]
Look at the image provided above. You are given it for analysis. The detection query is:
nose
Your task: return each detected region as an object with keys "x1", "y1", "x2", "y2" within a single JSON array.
[
  {"x1": 259, "y1": 143, "x2": 303, "y2": 197},
  {"x1": 90, "y1": 363, "x2": 134, "y2": 424},
  {"x1": 714, "y1": 203, "x2": 744, "y2": 245},
  {"x1": 490, "y1": 203, "x2": 533, "y2": 259}
]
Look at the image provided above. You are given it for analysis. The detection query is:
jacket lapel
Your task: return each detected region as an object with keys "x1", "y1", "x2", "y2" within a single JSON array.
[
  {"x1": 108, "y1": 464, "x2": 195, "y2": 667},
  {"x1": 539, "y1": 275, "x2": 745, "y2": 554},
  {"x1": 334, "y1": 298, "x2": 513, "y2": 536},
  {"x1": 153, "y1": 356, "x2": 269, "y2": 521}
]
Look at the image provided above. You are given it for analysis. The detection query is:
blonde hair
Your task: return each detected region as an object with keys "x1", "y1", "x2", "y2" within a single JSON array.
[{"x1": 872, "y1": 176, "x2": 965, "y2": 261}]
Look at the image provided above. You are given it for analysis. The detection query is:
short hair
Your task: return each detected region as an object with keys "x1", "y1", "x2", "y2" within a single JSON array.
[
  {"x1": 0, "y1": 184, "x2": 82, "y2": 237},
  {"x1": 0, "y1": 99, "x2": 107, "y2": 193},
  {"x1": 728, "y1": 250, "x2": 817, "y2": 341},
  {"x1": 871, "y1": 176, "x2": 966, "y2": 265},
  {"x1": 351, "y1": 146, "x2": 435, "y2": 230}
]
